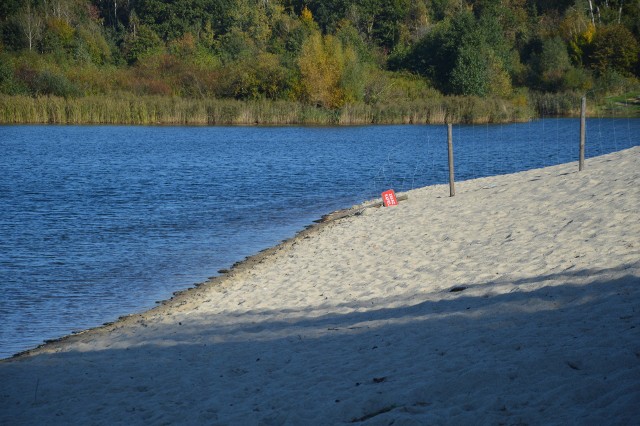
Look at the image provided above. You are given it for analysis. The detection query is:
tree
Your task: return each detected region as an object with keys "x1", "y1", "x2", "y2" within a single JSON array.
[
  {"x1": 405, "y1": 1, "x2": 429, "y2": 41},
  {"x1": 370, "y1": 0, "x2": 411, "y2": 49},
  {"x1": 297, "y1": 31, "x2": 360, "y2": 107},
  {"x1": 40, "y1": 17, "x2": 75, "y2": 53},
  {"x1": 133, "y1": 0, "x2": 236, "y2": 41},
  {"x1": 168, "y1": 32, "x2": 197, "y2": 59},
  {"x1": 395, "y1": 12, "x2": 472, "y2": 91},
  {"x1": 228, "y1": 0, "x2": 274, "y2": 50},
  {"x1": 530, "y1": 0, "x2": 575, "y2": 14},
  {"x1": 559, "y1": 6, "x2": 595, "y2": 66},
  {"x1": 75, "y1": 25, "x2": 113, "y2": 64},
  {"x1": 393, "y1": 7, "x2": 517, "y2": 96},
  {"x1": 588, "y1": 0, "x2": 638, "y2": 27},
  {"x1": 0, "y1": 0, "x2": 22, "y2": 18},
  {"x1": 450, "y1": 43, "x2": 490, "y2": 96},
  {"x1": 0, "y1": 53, "x2": 25, "y2": 94},
  {"x1": 297, "y1": 31, "x2": 338, "y2": 107},
  {"x1": 528, "y1": 36, "x2": 573, "y2": 91},
  {"x1": 217, "y1": 26, "x2": 259, "y2": 63},
  {"x1": 426, "y1": 0, "x2": 465, "y2": 21},
  {"x1": 122, "y1": 23, "x2": 163, "y2": 64},
  {"x1": 18, "y1": 3, "x2": 43, "y2": 51},
  {"x1": 587, "y1": 24, "x2": 640, "y2": 76},
  {"x1": 218, "y1": 52, "x2": 291, "y2": 99},
  {"x1": 302, "y1": 0, "x2": 349, "y2": 34}
]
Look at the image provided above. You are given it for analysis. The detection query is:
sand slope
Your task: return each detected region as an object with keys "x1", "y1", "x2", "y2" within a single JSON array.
[{"x1": 1, "y1": 147, "x2": 639, "y2": 425}]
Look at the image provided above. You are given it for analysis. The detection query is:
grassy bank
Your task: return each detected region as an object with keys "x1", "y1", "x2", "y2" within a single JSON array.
[
  {"x1": 599, "y1": 93, "x2": 640, "y2": 117},
  {"x1": 3, "y1": 92, "x2": 635, "y2": 126},
  {"x1": 0, "y1": 94, "x2": 537, "y2": 126}
]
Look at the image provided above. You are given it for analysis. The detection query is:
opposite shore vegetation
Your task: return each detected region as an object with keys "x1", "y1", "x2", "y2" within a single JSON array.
[
  {"x1": 0, "y1": 92, "x2": 585, "y2": 125},
  {"x1": 1, "y1": 1, "x2": 639, "y2": 125},
  {"x1": 2, "y1": 91, "x2": 639, "y2": 126}
]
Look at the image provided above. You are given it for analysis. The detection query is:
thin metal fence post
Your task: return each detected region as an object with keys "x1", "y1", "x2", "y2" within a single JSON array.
[
  {"x1": 579, "y1": 96, "x2": 586, "y2": 171},
  {"x1": 447, "y1": 123, "x2": 455, "y2": 197}
]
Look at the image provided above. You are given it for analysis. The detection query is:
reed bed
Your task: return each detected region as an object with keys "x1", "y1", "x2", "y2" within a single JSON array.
[{"x1": 0, "y1": 94, "x2": 542, "y2": 126}]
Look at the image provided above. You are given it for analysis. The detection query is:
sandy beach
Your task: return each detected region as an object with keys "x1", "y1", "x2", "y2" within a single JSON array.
[{"x1": 1, "y1": 147, "x2": 639, "y2": 425}]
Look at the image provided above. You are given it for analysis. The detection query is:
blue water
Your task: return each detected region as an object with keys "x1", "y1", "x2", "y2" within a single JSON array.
[{"x1": 1, "y1": 119, "x2": 638, "y2": 358}]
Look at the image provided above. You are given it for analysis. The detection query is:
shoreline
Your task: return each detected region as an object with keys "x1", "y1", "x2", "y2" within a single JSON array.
[
  {"x1": 3, "y1": 148, "x2": 637, "y2": 360},
  {"x1": 1, "y1": 147, "x2": 638, "y2": 424},
  {"x1": 4, "y1": 191, "x2": 393, "y2": 360}
]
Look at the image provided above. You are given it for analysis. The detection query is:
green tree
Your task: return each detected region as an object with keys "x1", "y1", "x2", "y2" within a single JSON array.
[
  {"x1": 1, "y1": 18, "x2": 26, "y2": 51},
  {"x1": 74, "y1": 25, "x2": 113, "y2": 64},
  {"x1": 339, "y1": 40, "x2": 365, "y2": 103},
  {"x1": 392, "y1": 14, "x2": 464, "y2": 91},
  {"x1": 122, "y1": 23, "x2": 163, "y2": 64},
  {"x1": 279, "y1": 8, "x2": 317, "y2": 56},
  {"x1": 287, "y1": 0, "x2": 411, "y2": 49},
  {"x1": 40, "y1": 17, "x2": 75, "y2": 53},
  {"x1": 587, "y1": 24, "x2": 639, "y2": 77},
  {"x1": 450, "y1": 43, "x2": 490, "y2": 96},
  {"x1": 133, "y1": 0, "x2": 235, "y2": 41},
  {"x1": 217, "y1": 27, "x2": 255, "y2": 62},
  {"x1": 538, "y1": 36, "x2": 572, "y2": 90},
  {"x1": 0, "y1": 52, "x2": 26, "y2": 94},
  {"x1": 299, "y1": 0, "x2": 349, "y2": 34},
  {"x1": 228, "y1": 0, "x2": 273, "y2": 50},
  {"x1": 394, "y1": 8, "x2": 516, "y2": 96},
  {"x1": 218, "y1": 52, "x2": 291, "y2": 99},
  {"x1": 529, "y1": 0, "x2": 575, "y2": 14},
  {"x1": 370, "y1": 0, "x2": 411, "y2": 49},
  {"x1": 0, "y1": 0, "x2": 22, "y2": 18},
  {"x1": 426, "y1": 0, "x2": 466, "y2": 21},
  {"x1": 405, "y1": 1, "x2": 429, "y2": 42}
]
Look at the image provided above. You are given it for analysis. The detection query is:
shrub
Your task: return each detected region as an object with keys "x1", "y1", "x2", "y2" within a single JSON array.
[
  {"x1": 32, "y1": 70, "x2": 79, "y2": 97},
  {"x1": 0, "y1": 53, "x2": 26, "y2": 94}
]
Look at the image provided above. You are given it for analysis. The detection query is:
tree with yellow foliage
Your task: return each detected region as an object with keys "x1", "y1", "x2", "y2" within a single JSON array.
[{"x1": 297, "y1": 26, "x2": 361, "y2": 108}]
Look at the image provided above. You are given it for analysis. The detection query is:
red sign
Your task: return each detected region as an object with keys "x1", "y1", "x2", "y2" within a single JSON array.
[{"x1": 382, "y1": 189, "x2": 398, "y2": 207}]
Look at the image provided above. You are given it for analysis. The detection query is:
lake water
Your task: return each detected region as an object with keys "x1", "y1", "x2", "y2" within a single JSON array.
[{"x1": 1, "y1": 119, "x2": 638, "y2": 358}]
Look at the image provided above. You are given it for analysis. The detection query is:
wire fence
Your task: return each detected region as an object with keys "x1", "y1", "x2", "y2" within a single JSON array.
[{"x1": 369, "y1": 94, "x2": 639, "y2": 200}]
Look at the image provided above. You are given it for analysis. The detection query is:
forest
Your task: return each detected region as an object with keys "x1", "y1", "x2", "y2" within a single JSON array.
[{"x1": 0, "y1": 0, "x2": 639, "y2": 124}]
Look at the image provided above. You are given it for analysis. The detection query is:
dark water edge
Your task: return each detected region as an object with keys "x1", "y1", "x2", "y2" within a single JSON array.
[{"x1": 1, "y1": 120, "x2": 639, "y2": 359}]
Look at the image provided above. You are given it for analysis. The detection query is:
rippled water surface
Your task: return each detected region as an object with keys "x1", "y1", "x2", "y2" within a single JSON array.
[{"x1": 1, "y1": 120, "x2": 638, "y2": 358}]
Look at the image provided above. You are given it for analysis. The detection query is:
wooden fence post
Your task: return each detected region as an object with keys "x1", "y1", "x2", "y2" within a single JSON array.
[
  {"x1": 579, "y1": 96, "x2": 586, "y2": 171},
  {"x1": 447, "y1": 123, "x2": 455, "y2": 197}
]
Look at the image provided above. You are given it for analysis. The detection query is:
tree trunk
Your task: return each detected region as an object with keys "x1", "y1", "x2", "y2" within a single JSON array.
[
  {"x1": 21, "y1": 4, "x2": 42, "y2": 52},
  {"x1": 588, "y1": 0, "x2": 595, "y2": 26},
  {"x1": 618, "y1": 0, "x2": 624, "y2": 24}
]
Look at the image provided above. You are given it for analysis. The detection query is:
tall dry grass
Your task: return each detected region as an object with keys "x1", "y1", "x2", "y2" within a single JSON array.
[{"x1": 0, "y1": 94, "x2": 541, "y2": 125}]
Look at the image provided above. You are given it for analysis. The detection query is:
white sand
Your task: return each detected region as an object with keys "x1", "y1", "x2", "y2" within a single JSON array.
[{"x1": 1, "y1": 147, "x2": 639, "y2": 425}]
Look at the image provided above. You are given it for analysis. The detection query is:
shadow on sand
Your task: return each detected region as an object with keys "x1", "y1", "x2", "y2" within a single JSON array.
[{"x1": 1, "y1": 263, "x2": 639, "y2": 425}]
